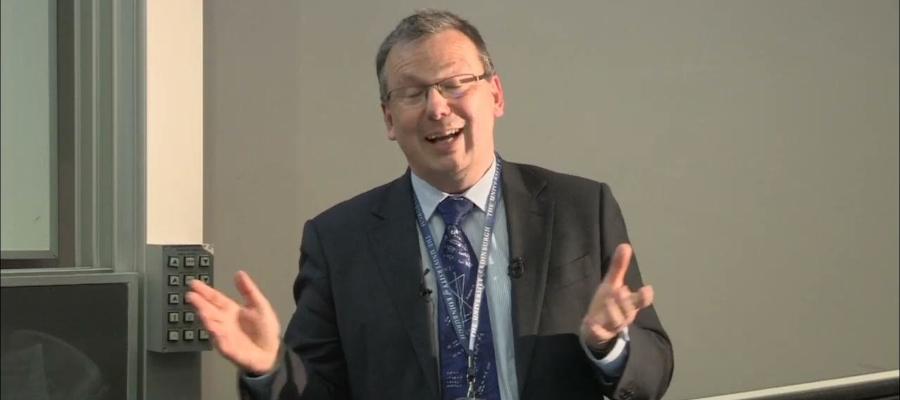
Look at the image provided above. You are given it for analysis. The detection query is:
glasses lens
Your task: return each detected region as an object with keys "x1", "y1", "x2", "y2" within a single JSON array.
[
  {"x1": 389, "y1": 74, "x2": 482, "y2": 106},
  {"x1": 389, "y1": 87, "x2": 423, "y2": 105},
  {"x1": 439, "y1": 74, "x2": 476, "y2": 98}
]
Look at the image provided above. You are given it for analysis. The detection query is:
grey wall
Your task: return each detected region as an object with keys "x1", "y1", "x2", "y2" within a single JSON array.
[{"x1": 203, "y1": 1, "x2": 899, "y2": 399}]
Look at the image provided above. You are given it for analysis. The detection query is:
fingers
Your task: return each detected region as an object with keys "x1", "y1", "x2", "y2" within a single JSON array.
[
  {"x1": 581, "y1": 245, "x2": 656, "y2": 346},
  {"x1": 615, "y1": 287, "x2": 637, "y2": 321},
  {"x1": 234, "y1": 270, "x2": 270, "y2": 309},
  {"x1": 632, "y1": 285, "x2": 654, "y2": 309},
  {"x1": 605, "y1": 289, "x2": 630, "y2": 332},
  {"x1": 582, "y1": 283, "x2": 656, "y2": 344},
  {"x1": 603, "y1": 243, "x2": 633, "y2": 288},
  {"x1": 615, "y1": 285, "x2": 655, "y2": 318},
  {"x1": 188, "y1": 290, "x2": 237, "y2": 357},
  {"x1": 188, "y1": 278, "x2": 235, "y2": 310},
  {"x1": 186, "y1": 279, "x2": 240, "y2": 337},
  {"x1": 603, "y1": 286, "x2": 638, "y2": 331}
]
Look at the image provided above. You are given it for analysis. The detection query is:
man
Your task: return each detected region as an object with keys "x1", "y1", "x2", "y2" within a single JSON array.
[{"x1": 187, "y1": 9, "x2": 673, "y2": 400}]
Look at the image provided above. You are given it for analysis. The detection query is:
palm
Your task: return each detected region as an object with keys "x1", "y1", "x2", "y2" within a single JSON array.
[{"x1": 236, "y1": 305, "x2": 278, "y2": 350}]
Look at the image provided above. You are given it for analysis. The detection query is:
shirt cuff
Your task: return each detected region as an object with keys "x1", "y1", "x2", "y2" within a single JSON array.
[{"x1": 581, "y1": 327, "x2": 630, "y2": 378}]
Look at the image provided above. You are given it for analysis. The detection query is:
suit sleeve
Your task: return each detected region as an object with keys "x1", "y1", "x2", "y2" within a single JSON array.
[
  {"x1": 238, "y1": 219, "x2": 351, "y2": 400},
  {"x1": 597, "y1": 182, "x2": 674, "y2": 400},
  {"x1": 238, "y1": 346, "x2": 308, "y2": 400}
]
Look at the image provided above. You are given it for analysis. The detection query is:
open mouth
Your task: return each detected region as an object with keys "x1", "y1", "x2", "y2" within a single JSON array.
[{"x1": 425, "y1": 128, "x2": 463, "y2": 143}]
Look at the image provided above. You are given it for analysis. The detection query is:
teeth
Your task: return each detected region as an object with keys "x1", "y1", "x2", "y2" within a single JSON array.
[{"x1": 426, "y1": 128, "x2": 462, "y2": 141}]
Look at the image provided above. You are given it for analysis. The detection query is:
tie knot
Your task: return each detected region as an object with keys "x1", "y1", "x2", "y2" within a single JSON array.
[{"x1": 436, "y1": 196, "x2": 475, "y2": 227}]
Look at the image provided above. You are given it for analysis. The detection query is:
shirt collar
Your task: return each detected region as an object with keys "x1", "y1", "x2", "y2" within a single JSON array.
[{"x1": 410, "y1": 157, "x2": 498, "y2": 220}]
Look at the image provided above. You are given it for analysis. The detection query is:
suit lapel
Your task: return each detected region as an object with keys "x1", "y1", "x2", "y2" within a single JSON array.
[
  {"x1": 502, "y1": 162, "x2": 554, "y2": 395},
  {"x1": 367, "y1": 172, "x2": 440, "y2": 397}
]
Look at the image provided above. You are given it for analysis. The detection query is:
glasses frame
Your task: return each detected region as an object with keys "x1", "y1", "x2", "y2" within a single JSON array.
[{"x1": 384, "y1": 72, "x2": 492, "y2": 105}]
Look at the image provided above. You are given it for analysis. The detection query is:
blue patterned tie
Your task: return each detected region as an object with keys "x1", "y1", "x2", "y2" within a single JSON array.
[{"x1": 436, "y1": 196, "x2": 500, "y2": 400}]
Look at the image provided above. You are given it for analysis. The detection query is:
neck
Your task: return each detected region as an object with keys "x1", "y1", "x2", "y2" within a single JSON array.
[
  {"x1": 416, "y1": 159, "x2": 494, "y2": 195},
  {"x1": 430, "y1": 176, "x2": 475, "y2": 195}
]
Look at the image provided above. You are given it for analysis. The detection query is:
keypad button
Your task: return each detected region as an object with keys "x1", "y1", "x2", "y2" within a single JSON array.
[
  {"x1": 168, "y1": 256, "x2": 181, "y2": 268},
  {"x1": 199, "y1": 274, "x2": 211, "y2": 284},
  {"x1": 199, "y1": 256, "x2": 211, "y2": 267},
  {"x1": 168, "y1": 293, "x2": 180, "y2": 305},
  {"x1": 184, "y1": 275, "x2": 196, "y2": 285},
  {"x1": 168, "y1": 275, "x2": 181, "y2": 286},
  {"x1": 183, "y1": 311, "x2": 195, "y2": 323},
  {"x1": 198, "y1": 329, "x2": 210, "y2": 341},
  {"x1": 183, "y1": 330, "x2": 195, "y2": 341},
  {"x1": 168, "y1": 312, "x2": 180, "y2": 323},
  {"x1": 167, "y1": 330, "x2": 180, "y2": 342},
  {"x1": 184, "y1": 256, "x2": 196, "y2": 268}
]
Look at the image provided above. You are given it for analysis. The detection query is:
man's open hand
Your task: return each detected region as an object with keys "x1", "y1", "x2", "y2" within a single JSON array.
[
  {"x1": 186, "y1": 271, "x2": 282, "y2": 375},
  {"x1": 580, "y1": 243, "x2": 655, "y2": 351}
]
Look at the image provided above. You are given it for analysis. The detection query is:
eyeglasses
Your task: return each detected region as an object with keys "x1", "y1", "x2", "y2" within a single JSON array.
[{"x1": 385, "y1": 73, "x2": 491, "y2": 106}]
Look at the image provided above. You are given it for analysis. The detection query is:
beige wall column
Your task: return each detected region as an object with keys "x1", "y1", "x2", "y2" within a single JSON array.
[{"x1": 146, "y1": 0, "x2": 203, "y2": 245}]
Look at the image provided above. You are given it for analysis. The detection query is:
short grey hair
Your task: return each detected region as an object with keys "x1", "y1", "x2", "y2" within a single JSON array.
[{"x1": 375, "y1": 9, "x2": 496, "y2": 102}]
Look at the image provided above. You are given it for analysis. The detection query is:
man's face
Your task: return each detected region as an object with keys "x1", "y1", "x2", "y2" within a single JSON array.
[{"x1": 381, "y1": 29, "x2": 505, "y2": 192}]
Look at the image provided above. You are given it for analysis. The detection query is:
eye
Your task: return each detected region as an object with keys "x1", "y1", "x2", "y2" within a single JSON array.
[
  {"x1": 401, "y1": 87, "x2": 425, "y2": 98},
  {"x1": 444, "y1": 82, "x2": 464, "y2": 90}
]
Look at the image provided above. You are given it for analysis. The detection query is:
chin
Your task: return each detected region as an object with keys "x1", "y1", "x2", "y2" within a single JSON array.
[{"x1": 427, "y1": 162, "x2": 465, "y2": 180}]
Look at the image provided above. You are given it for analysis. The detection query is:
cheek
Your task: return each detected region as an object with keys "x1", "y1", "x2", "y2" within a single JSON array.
[
  {"x1": 471, "y1": 92, "x2": 498, "y2": 120},
  {"x1": 460, "y1": 101, "x2": 493, "y2": 131},
  {"x1": 393, "y1": 111, "x2": 420, "y2": 132},
  {"x1": 393, "y1": 120, "x2": 421, "y2": 147}
]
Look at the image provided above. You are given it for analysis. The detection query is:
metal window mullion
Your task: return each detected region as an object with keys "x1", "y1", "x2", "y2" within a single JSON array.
[
  {"x1": 111, "y1": 0, "x2": 121, "y2": 270},
  {"x1": 109, "y1": 3, "x2": 143, "y2": 395},
  {"x1": 75, "y1": 0, "x2": 99, "y2": 268},
  {"x1": 49, "y1": 0, "x2": 59, "y2": 260},
  {"x1": 72, "y1": 0, "x2": 83, "y2": 268},
  {"x1": 89, "y1": 0, "x2": 101, "y2": 268},
  {"x1": 111, "y1": 0, "x2": 142, "y2": 273},
  {"x1": 96, "y1": 0, "x2": 115, "y2": 269},
  {"x1": 55, "y1": 0, "x2": 76, "y2": 269}
]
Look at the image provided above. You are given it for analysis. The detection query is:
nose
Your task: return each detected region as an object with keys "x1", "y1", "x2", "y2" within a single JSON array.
[{"x1": 424, "y1": 86, "x2": 451, "y2": 120}]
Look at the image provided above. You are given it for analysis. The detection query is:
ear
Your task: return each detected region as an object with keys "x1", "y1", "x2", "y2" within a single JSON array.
[
  {"x1": 490, "y1": 74, "x2": 505, "y2": 118},
  {"x1": 382, "y1": 103, "x2": 397, "y2": 141}
]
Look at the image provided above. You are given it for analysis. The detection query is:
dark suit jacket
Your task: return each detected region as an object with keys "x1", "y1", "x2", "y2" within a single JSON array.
[{"x1": 241, "y1": 161, "x2": 673, "y2": 400}]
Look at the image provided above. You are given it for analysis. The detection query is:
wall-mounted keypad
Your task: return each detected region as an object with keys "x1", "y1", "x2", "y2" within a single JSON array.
[{"x1": 147, "y1": 244, "x2": 215, "y2": 353}]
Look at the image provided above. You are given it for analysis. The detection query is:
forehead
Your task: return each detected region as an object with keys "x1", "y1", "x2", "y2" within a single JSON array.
[{"x1": 385, "y1": 29, "x2": 482, "y2": 85}]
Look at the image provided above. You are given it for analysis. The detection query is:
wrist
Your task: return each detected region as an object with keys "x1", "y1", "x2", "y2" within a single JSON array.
[
  {"x1": 245, "y1": 344, "x2": 281, "y2": 376},
  {"x1": 587, "y1": 334, "x2": 618, "y2": 356}
]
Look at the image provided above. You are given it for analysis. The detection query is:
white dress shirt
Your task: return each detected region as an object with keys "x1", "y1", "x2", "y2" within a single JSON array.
[{"x1": 410, "y1": 157, "x2": 629, "y2": 399}]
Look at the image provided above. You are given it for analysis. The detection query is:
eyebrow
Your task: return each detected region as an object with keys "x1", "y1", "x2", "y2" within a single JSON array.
[
  {"x1": 392, "y1": 73, "x2": 432, "y2": 87},
  {"x1": 391, "y1": 61, "x2": 464, "y2": 87}
]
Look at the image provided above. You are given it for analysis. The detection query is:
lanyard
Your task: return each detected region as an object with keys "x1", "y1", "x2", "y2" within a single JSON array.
[{"x1": 413, "y1": 157, "x2": 503, "y2": 356}]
